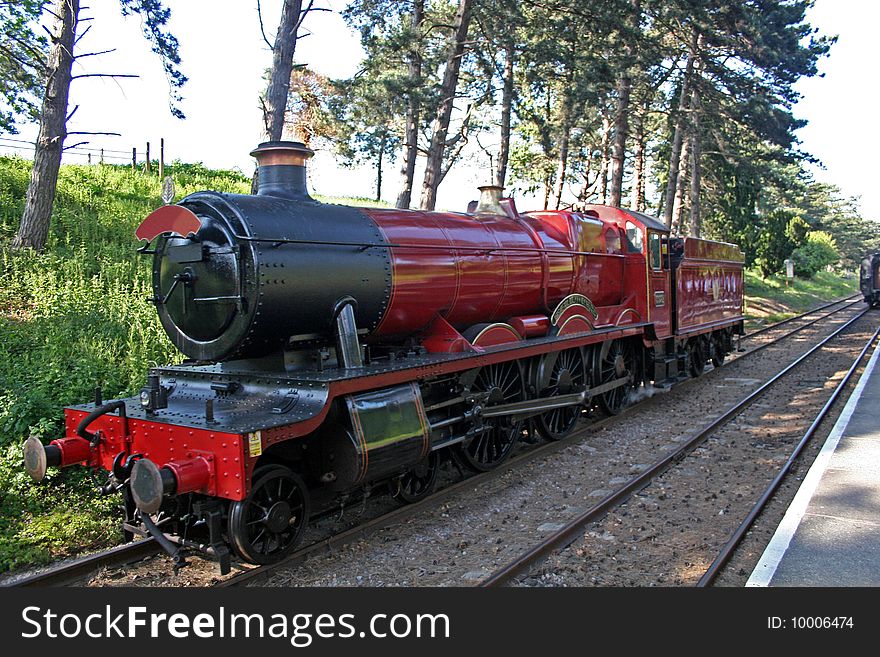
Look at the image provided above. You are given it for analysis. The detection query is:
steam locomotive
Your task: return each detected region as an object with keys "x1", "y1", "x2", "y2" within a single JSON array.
[
  {"x1": 23, "y1": 141, "x2": 745, "y2": 572},
  {"x1": 860, "y1": 253, "x2": 880, "y2": 307}
]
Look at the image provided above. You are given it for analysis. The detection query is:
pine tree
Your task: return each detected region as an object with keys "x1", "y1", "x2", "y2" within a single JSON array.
[{"x1": 13, "y1": 0, "x2": 186, "y2": 251}]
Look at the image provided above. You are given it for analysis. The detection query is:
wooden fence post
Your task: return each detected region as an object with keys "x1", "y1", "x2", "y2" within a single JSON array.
[
  {"x1": 159, "y1": 138, "x2": 165, "y2": 179},
  {"x1": 132, "y1": 147, "x2": 136, "y2": 170},
  {"x1": 145, "y1": 142, "x2": 151, "y2": 173}
]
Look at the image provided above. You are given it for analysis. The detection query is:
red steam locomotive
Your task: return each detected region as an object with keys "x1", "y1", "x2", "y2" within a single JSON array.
[{"x1": 23, "y1": 142, "x2": 744, "y2": 572}]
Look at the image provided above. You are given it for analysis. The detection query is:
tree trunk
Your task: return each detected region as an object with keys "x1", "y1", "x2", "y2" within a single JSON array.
[
  {"x1": 599, "y1": 116, "x2": 611, "y2": 204},
  {"x1": 608, "y1": 73, "x2": 630, "y2": 207},
  {"x1": 554, "y1": 99, "x2": 572, "y2": 209},
  {"x1": 495, "y1": 39, "x2": 515, "y2": 188},
  {"x1": 554, "y1": 131, "x2": 570, "y2": 210},
  {"x1": 395, "y1": 0, "x2": 424, "y2": 209},
  {"x1": 689, "y1": 87, "x2": 702, "y2": 237},
  {"x1": 376, "y1": 133, "x2": 385, "y2": 202},
  {"x1": 419, "y1": 0, "x2": 473, "y2": 210},
  {"x1": 662, "y1": 29, "x2": 698, "y2": 227},
  {"x1": 629, "y1": 108, "x2": 645, "y2": 211},
  {"x1": 263, "y1": 0, "x2": 304, "y2": 141},
  {"x1": 609, "y1": 0, "x2": 640, "y2": 208},
  {"x1": 671, "y1": 133, "x2": 690, "y2": 234},
  {"x1": 13, "y1": 0, "x2": 79, "y2": 251}
]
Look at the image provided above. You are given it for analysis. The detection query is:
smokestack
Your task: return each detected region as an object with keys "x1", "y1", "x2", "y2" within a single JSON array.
[
  {"x1": 250, "y1": 141, "x2": 315, "y2": 201},
  {"x1": 473, "y1": 184, "x2": 505, "y2": 215}
]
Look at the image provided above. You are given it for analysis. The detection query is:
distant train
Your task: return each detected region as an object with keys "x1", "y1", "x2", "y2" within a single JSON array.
[
  {"x1": 23, "y1": 141, "x2": 745, "y2": 572},
  {"x1": 861, "y1": 253, "x2": 880, "y2": 307}
]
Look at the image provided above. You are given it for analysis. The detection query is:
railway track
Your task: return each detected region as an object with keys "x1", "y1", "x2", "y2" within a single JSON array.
[
  {"x1": 4, "y1": 294, "x2": 865, "y2": 588},
  {"x1": 696, "y1": 324, "x2": 880, "y2": 586},
  {"x1": 222, "y1": 296, "x2": 869, "y2": 588},
  {"x1": 478, "y1": 307, "x2": 874, "y2": 587}
]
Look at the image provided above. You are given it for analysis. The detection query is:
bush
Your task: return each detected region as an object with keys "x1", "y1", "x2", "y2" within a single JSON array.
[{"x1": 791, "y1": 230, "x2": 839, "y2": 278}]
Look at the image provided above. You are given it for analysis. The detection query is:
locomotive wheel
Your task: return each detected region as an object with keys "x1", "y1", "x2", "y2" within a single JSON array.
[
  {"x1": 710, "y1": 334, "x2": 725, "y2": 369},
  {"x1": 595, "y1": 339, "x2": 636, "y2": 416},
  {"x1": 227, "y1": 465, "x2": 309, "y2": 565},
  {"x1": 391, "y1": 451, "x2": 440, "y2": 504},
  {"x1": 688, "y1": 338, "x2": 708, "y2": 377},
  {"x1": 535, "y1": 348, "x2": 588, "y2": 441},
  {"x1": 455, "y1": 361, "x2": 526, "y2": 472}
]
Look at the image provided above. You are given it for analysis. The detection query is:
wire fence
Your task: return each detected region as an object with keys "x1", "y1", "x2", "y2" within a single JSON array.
[{"x1": 0, "y1": 136, "x2": 168, "y2": 172}]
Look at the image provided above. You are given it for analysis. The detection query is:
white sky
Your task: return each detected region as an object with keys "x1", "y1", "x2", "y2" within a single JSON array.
[{"x1": 2, "y1": 0, "x2": 878, "y2": 218}]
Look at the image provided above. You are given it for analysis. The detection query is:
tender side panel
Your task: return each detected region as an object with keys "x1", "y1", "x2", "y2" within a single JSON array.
[{"x1": 676, "y1": 261, "x2": 744, "y2": 330}]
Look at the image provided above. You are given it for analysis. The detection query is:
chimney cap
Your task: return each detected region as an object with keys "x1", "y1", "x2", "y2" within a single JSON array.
[{"x1": 250, "y1": 141, "x2": 314, "y2": 166}]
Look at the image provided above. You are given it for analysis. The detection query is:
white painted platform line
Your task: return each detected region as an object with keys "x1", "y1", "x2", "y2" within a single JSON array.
[{"x1": 745, "y1": 339, "x2": 880, "y2": 587}]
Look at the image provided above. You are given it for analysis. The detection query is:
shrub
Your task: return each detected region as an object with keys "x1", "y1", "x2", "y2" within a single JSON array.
[{"x1": 791, "y1": 230, "x2": 838, "y2": 278}]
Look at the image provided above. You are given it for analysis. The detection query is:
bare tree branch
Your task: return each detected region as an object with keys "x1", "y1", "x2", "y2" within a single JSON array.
[
  {"x1": 255, "y1": 0, "x2": 273, "y2": 49},
  {"x1": 63, "y1": 140, "x2": 90, "y2": 151},
  {"x1": 70, "y1": 73, "x2": 138, "y2": 80},
  {"x1": 74, "y1": 47, "x2": 116, "y2": 59},
  {"x1": 74, "y1": 24, "x2": 91, "y2": 44},
  {"x1": 296, "y1": 0, "x2": 330, "y2": 31}
]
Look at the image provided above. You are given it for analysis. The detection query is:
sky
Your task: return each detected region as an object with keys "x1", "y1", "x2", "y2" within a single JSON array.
[{"x1": 2, "y1": 0, "x2": 879, "y2": 218}]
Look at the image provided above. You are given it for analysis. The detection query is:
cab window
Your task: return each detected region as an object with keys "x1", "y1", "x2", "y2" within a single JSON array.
[
  {"x1": 624, "y1": 221, "x2": 643, "y2": 253},
  {"x1": 604, "y1": 227, "x2": 621, "y2": 254},
  {"x1": 648, "y1": 232, "x2": 662, "y2": 270}
]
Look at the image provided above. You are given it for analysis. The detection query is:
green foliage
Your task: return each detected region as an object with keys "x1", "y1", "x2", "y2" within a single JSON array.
[
  {"x1": 0, "y1": 443, "x2": 120, "y2": 571},
  {"x1": 785, "y1": 216, "x2": 810, "y2": 247},
  {"x1": 118, "y1": 0, "x2": 188, "y2": 119},
  {"x1": 753, "y1": 209, "x2": 795, "y2": 277},
  {"x1": 0, "y1": 0, "x2": 47, "y2": 133},
  {"x1": 791, "y1": 230, "x2": 839, "y2": 278},
  {"x1": 0, "y1": 156, "x2": 249, "y2": 571}
]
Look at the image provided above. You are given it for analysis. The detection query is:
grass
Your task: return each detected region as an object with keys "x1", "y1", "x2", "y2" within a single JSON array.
[
  {"x1": 0, "y1": 156, "x2": 253, "y2": 572},
  {"x1": 0, "y1": 154, "x2": 858, "y2": 574},
  {"x1": 744, "y1": 268, "x2": 859, "y2": 329}
]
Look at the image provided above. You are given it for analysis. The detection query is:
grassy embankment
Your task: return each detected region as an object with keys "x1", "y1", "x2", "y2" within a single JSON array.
[
  {"x1": 743, "y1": 268, "x2": 858, "y2": 330},
  {"x1": 0, "y1": 156, "x2": 859, "y2": 572}
]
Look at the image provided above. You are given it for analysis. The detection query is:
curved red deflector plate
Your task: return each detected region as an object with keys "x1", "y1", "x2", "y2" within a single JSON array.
[{"x1": 135, "y1": 205, "x2": 202, "y2": 242}]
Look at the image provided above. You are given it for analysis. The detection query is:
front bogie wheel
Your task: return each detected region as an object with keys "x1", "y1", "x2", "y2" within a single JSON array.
[
  {"x1": 391, "y1": 451, "x2": 440, "y2": 504},
  {"x1": 227, "y1": 464, "x2": 309, "y2": 565}
]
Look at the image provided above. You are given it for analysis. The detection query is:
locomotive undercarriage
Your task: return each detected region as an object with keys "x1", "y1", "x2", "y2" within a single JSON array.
[{"x1": 74, "y1": 323, "x2": 736, "y2": 573}]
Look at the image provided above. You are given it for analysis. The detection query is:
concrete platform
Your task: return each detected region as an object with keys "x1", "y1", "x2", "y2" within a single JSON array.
[{"x1": 747, "y1": 340, "x2": 880, "y2": 586}]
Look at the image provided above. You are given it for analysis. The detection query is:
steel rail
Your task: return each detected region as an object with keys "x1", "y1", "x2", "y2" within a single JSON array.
[
  {"x1": 732, "y1": 300, "x2": 862, "y2": 363},
  {"x1": 3, "y1": 538, "x2": 159, "y2": 587},
  {"x1": 696, "y1": 324, "x2": 880, "y2": 587},
  {"x1": 744, "y1": 294, "x2": 861, "y2": 339},
  {"x1": 478, "y1": 308, "x2": 871, "y2": 587},
  {"x1": 7, "y1": 298, "x2": 863, "y2": 587}
]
